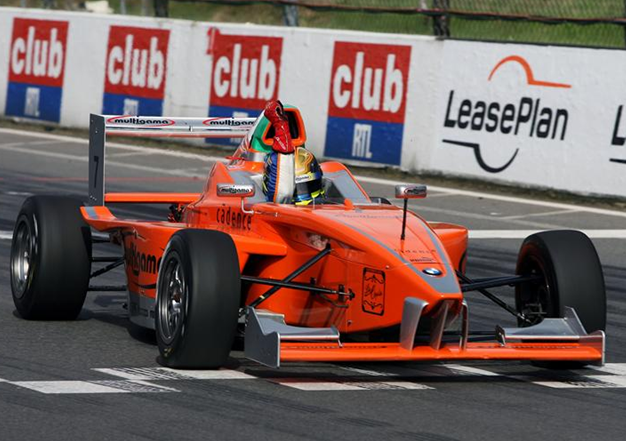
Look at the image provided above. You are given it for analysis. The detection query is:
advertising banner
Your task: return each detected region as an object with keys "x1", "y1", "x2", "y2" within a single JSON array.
[
  {"x1": 430, "y1": 41, "x2": 626, "y2": 196},
  {"x1": 324, "y1": 41, "x2": 411, "y2": 166},
  {"x1": 206, "y1": 27, "x2": 282, "y2": 146},
  {"x1": 103, "y1": 25, "x2": 170, "y2": 116},
  {"x1": 5, "y1": 17, "x2": 68, "y2": 122}
]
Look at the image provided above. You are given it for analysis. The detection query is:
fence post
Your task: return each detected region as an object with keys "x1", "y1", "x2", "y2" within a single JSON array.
[
  {"x1": 433, "y1": 0, "x2": 450, "y2": 37},
  {"x1": 42, "y1": 0, "x2": 55, "y2": 9},
  {"x1": 142, "y1": 0, "x2": 150, "y2": 16},
  {"x1": 154, "y1": 0, "x2": 169, "y2": 17},
  {"x1": 624, "y1": 0, "x2": 626, "y2": 45},
  {"x1": 283, "y1": 1, "x2": 299, "y2": 26},
  {"x1": 120, "y1": 0, "x2": 127, "y2": 15}
]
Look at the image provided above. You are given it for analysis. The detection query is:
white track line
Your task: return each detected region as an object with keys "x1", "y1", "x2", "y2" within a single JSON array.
[
  {"x1": 0, "y1": 231, "x2": 13, "y2": 240},
  {"x1": 0, "y1": 128, "x2": 225, "y2": 163},
  {"x1": 592, "y1": 363, "x2": 626, "y2": 376},
  {"x1": 356, "y1": 175, "x2": 626, "y2": 219},
  {"x1": 12, "y1": 381, "x2": 132, "y2": 394},
  {"x1": 469, "y1": 229, "x2": 626, "y2": 239},
  {"x1": 94, "y1": 367, "x2": 256, "y2": 380},
  {"x1": 269, "y1": 380, "x2": 365, "y2": 391},
  {"x1": 4, "y1": 191, "x2": 33, "y2": 196},
  {"x1": 10, "y1": 380, "x2": 177, "y2": 394},
  {"x1": 498, "y1": 208, "x2": 581, "y2": 221},
  {"x1": 341, "y1": 367, "x2": 400, "y2": 377},
  {"x1": 445, "y1": 364, "x2": 502, "y2": 376},
  {"x1": 342, "y1": 364, "x2": 450, "y2": 378},
  {"x1": 97, "y1": 366, "x2": 432, "y2": 391},
  {"x1": 416, "y1": 205, "x2": 567, "y2": 230},
  {"x1": 107, "y1": 151, "x2": 157, "y2": 159},
  {"x1": 2, "y1": 126, "x2": 626, "y2": 219},
  {"x1": 0, "y1": 143, "x2": 206, "y2": 177},
  {"x1": 525, "y1": 376, "x2": 626, "y2": 389},
  {"x1": 338, "y1": 363, "x2": 626, "y2": 389},
  {"x1": 450, "y1": 365, "x2": 626, "y2": 389},
  {"x1": 270, "y1": 378, "x2": 432, "y2": 391},
  {"x1": 6, "y1": 363, "x2": 626, "y2": 393}
]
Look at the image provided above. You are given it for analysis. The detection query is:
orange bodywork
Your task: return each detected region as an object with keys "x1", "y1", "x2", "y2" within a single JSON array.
[
  {"x1": 280, "y1": 342, "x2": 602, "y2": 363},
  {"x1": 83, "y1": 160, "x2": 468, "y2": 331},
  {"x1": 80, "y1": 110, "x2": 603, "y2": 365}
]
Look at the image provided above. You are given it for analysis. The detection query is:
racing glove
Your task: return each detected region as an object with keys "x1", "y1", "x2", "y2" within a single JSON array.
[
  {"x1": 262, "y1": 100, "x2": 295, "y2": 203},
  {"x1": 264, "y1": 100, "x2": 294, "y2": 154}
]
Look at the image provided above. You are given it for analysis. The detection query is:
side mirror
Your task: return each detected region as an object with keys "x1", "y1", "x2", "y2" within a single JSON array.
[
  {"x1": 217, "y1": 184, "x2": 255, "y2": 214},
  {"x1": 395, "y1": 185, "x2": 427, "y2": 242},
  {"x1": 217, "y1": 184, "x2": 255, "y2": 198},
  {"x1": 395, "y1": 184, "x2": 427, "y2": 199}
]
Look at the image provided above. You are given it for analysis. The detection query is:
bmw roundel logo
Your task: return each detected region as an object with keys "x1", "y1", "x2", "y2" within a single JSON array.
[{"x1": 423, "y1": 268, "x2": 442, "y2": 276}]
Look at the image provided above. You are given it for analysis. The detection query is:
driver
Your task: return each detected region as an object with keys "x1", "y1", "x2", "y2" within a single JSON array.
[
  {"x1": 262, "y1": 100, "x2": 324, "y2": 205},
  {"x1": 293, "y1": 148, "x2": 324, "y2": 205}
]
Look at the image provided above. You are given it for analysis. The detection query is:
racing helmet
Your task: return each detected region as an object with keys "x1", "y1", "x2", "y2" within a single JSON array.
[{"x1": 293, "y1": 147, "x2": 324, "y2": 205}]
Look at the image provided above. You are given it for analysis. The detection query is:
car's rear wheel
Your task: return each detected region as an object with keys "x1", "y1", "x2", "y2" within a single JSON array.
[
  {"x1": 515, "y1": 230, "x2": 606, "y2": 334},
  {"x1": 156, "y1": 229, "x2": 240, "y2": 369},
  {"x1": 10, "y1": 196, "x2": 92, "y2": 320}
]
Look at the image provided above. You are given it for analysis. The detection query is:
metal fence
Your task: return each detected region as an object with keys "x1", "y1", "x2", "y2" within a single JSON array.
[
  {"x1": 8, "y1": 0, "x2": 626, "y2": 49},
  {"x1": 439, "y1": 0, "x2": 626, "y2": 48}
]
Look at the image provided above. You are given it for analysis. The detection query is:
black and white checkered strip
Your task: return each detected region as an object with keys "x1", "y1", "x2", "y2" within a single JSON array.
[{"x1": 2, "y1": 363, "x2": 625, "y2": 394}]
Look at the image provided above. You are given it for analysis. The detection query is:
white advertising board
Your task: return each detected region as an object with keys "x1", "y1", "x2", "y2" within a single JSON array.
[{"x1": 429, "y1": 40, "x2": 626, "y2": 198}]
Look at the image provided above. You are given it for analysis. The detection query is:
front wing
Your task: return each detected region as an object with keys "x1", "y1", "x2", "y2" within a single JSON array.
[{"x1": 244, "y1": 299, "x2": 604, "y2": 368}]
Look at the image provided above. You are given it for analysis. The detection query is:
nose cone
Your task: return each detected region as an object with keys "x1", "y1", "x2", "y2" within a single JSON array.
[
  {"x1": 313, "y1": 207, "x2": 460, "y2": 295},
  {"x1": 314, "y1": 207, "x2": 439, "y2": 264}
]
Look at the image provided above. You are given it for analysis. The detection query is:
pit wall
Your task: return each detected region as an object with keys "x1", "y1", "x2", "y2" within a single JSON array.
[{"x1": 1, "y1": 7, "x2": 625, "y2": 198}]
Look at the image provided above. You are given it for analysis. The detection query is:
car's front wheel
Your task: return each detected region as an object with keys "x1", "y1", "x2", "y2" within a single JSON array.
[
  {"x1": 156, "y1": 229, "x2": 241, "y2": 369},
  {"x1": 515, "y1": 230, "x2": 606, "y2": 333}
]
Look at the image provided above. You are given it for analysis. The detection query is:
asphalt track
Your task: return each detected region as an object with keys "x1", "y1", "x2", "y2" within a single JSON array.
[{"x1": 1, "y1": 128, "x2": 626, "y2": 441}]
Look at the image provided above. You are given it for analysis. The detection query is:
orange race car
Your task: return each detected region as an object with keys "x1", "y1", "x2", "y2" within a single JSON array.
[{"x1": 10, "y1": 103, "x2": 606, "y2": 369}]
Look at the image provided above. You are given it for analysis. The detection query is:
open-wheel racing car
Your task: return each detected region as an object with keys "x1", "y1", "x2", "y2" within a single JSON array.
[{"x1": 10, "y1": 104, "x2": 607, "y2": 369}]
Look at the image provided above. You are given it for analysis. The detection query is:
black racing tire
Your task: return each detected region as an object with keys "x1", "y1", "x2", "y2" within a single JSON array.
[
  {"x1": 515, "y1": 230, "x2": 606, "y2": 333},
  {"x1": 10, "y1": 196, "x2": 92, "y2": 320},
  {"x1": 156, "y1": 229, "x2": 240, "y2": 369}
]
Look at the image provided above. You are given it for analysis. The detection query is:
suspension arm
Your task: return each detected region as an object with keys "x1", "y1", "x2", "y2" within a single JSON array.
[
  {"x1": 461, "y1": 275, "x2": 542, "y2": 292},
  {"x1": 246, "y1": 244, "x2": 332, "y2": 311},
  {"x1": 456, "y1": 271, "x2": 531, "y2": 324},
  {"x1": 90, "y1": 258, "x2": 125, "y2": 279},
  {"x1": 241, "y1": 275, "x2": 353, "y2": 298}
]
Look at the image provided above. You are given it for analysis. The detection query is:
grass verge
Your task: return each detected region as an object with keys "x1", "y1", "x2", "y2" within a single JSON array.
[{"x1": 4, "y1": 1, "x2": 624, "y2": 48}]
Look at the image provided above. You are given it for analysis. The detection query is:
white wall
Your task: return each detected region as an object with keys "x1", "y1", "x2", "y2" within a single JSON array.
[
  {"x1": 1, "y1": 7, "x2": 625, "y2": 199},
  {"x1": 429, "y1": 41, "x2": 626, "y2": 197}
]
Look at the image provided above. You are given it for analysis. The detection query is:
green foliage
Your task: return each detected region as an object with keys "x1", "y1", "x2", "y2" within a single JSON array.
[{"x1": 4, "y1": 0, "x2": 626, "y2": 48}]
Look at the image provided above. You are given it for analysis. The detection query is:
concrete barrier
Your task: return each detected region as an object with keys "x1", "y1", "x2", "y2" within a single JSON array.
[{"x1": 1, "y1": 7, "x2": 624, "y2": 198}]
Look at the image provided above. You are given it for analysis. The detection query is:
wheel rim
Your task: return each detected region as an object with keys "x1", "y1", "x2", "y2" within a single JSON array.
[
  {"x1": 11, "y1": 216, "x2": 36, "y2": 299},
  {"x1": 157, "y1": 252, "x2": 187, "y2": 345},
  {"x1": 518, "y1": 255, "x2": 553, "y2": 326}
]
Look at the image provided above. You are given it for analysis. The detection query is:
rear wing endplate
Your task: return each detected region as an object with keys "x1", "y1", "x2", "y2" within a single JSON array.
[{"x1": 88, "y1": 114, "x2": 256, "y2": 206}]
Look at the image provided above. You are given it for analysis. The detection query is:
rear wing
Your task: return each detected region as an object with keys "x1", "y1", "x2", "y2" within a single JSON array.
[{"x1": 88, "y1": 114, "x2": 256, "y2": 206}]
